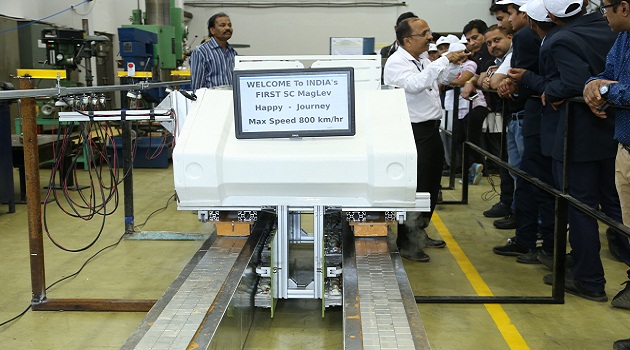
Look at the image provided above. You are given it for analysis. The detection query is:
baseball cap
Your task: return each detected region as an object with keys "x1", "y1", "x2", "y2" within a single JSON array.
[
  {"x1": 429, "y1": 43, "x2": 438, "y2": 52},
  {"x1": 459, "y1": 34, "x2": 468, "y2": 44},
  {"x1": 444, "y1": 42, "x2": 467, "y2": 55},
  {"x1": 436, "y1": 34, "x2": 460, "y2": 46},
  {"x1": 542, "y1": 0, "x2": 583, "y2": 17},
  {"x1": 520, "y1": 0, "x2": 552, "y2": 22},
  {"x1": 495, "y1": 0, "x2": 529, "y2": 6}
]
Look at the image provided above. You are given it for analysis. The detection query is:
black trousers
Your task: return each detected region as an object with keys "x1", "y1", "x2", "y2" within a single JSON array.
[
  {"x1": 514, "y1": 134, "x2": 555, "y2": 252},
  {"x1": 411, "y1": 121, "x2": 444, "y2": 224}
]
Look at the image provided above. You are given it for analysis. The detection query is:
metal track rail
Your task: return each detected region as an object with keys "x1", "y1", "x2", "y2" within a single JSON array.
[
  {"x1": 121, "y1": 215, "x2": 273, "y2": 350},
  {"x1": 343, "y1": 224, "x2": 431, "y2": 350}
]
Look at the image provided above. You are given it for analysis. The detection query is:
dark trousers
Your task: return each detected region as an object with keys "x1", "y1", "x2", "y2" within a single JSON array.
[
  {"x1": 453, "y1": 106, "x2": 489, "y2": 171},
  {"x1": 412, "y1": 121, "x2": 444, "y2": 224},
  {"x1": 553, "y1": 158, "x2": 621, "y2": 292},
  {"x1": 499, "y1": 144, "x2": 514, "y2": 209},
  {"x1": 514, "y1": 134, "x2": 555, "y2": 252}
]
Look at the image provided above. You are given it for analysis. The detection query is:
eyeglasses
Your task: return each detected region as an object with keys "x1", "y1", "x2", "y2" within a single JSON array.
[
  {"x1": 600, "y1": 1, "x2": 622, "y2": 14},
  {"x1": 407, "y1": 30, "x2": 432, "y2": 39}
]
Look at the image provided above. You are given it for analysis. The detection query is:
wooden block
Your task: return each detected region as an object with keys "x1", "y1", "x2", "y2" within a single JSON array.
[
  {"x1": 215, "y1": 221, "x2": 251, "y2": 236},
  {"x1": 350, "y1": 222, "x2": 389, "y2": 237}
]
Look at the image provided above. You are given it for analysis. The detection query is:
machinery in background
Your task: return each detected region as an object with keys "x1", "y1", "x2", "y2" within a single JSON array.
[
  {"x1": 15, "y1": 26, "x2": 111, "y2": 133},
  {"x1": 117, "y1": 0, "x2": 190, "y2": 104}
]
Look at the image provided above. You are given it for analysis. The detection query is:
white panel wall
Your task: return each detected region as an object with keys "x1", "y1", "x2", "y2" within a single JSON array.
[
  {"x1": 184, "y1": 1, "x2": 495, "y2": 56},
  {"x1": 0, "y1": 0, "x2": 495, "y2": 68}
]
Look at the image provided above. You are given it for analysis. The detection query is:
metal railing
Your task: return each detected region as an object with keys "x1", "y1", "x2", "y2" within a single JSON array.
[{"x1": 419, "y1": 89, "x2": 630, "y2": 304}]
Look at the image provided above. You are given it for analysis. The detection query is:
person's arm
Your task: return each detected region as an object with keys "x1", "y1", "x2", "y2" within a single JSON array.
[
  {"x1": 490, "y1": 53, "x2": 511, "y2": 90},
  {"x1": 189, "y1": 48, "x2": 205, "y2": 92},
  {"x1": 384, "y1": 54, "x2": 463, "y2": 94},
  {"x1": 516, "y1": 69, "x2": 546, "y2": 95},
  {"x1": 450, "y1": 69, "x2": 475, "y2": 86},
  {"x1": 583, "y1": 36, "x2": 623, "y2": 117},
  {"x1": 451, "y1": 61, "x2": 476, "y2": 99},
  {"x1": 544, "y1": 39, "x2": 593, "y2": 104}
]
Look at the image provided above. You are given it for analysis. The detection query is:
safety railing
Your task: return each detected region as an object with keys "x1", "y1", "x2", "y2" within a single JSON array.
[{"x1": 419, "y1": 88, "x2": 630, "y2": 304}]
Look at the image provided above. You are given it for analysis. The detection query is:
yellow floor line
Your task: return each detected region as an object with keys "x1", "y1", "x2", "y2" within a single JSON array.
[{"x1": 432, "y1": 212, "x2": 530, "y2": 350}]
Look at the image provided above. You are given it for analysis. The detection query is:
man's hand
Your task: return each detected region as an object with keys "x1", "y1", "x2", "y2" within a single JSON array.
[
  {"x1": 497, "y1": 79, "x2": 516, "y2": 98},
  {"x1": 550, "y1": 100, "x2": 564, "y2": 111},
  {"x1": 541, "y1": 92, "x2": 565, "y2": 111},
  {"x1": 480, "y1": 73, "x2": 492, "y2": 90},
  {"x1": 507, "y1": 68, "x2": 526, "y2": 83},
  {"x1": 583, "y1": 79, "x2": 618, "y2": 119},
  {"x1": 445, "y1": 50, "x2": 470, "y2": 64},
  {"x1": 461, "y1": 81, "x2": 476, "y2": 99}
]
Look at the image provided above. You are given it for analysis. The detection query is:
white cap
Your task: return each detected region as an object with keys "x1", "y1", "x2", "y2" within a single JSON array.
[
  {"x1": 459, "y1": 34, "x2": 468, "y2": 44},
  {"x1": 436, "y1": 36, "x2": 450, "y2": 46},
  {"x1": 436, "y1": 34, "x2": 460, "y2": 46},
  {"x1": 521, "y1": 0, "x2": 552, "y2": 22},
  {"x1": 495, "y1": 0, "x2": 530, "y2": 6},
  {"x1": 443, "y1": 42, "x2": 467, "y2": 56},
  {"x1": 542, "y1": 0, "x2": 583, "y2": 17},
  {"x1": 429, "y1": 43, "x2": 438, "y2": 52}
]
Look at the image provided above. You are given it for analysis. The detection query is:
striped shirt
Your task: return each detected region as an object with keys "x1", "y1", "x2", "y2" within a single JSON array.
[{"x1": 190, "y1": 37, "x2": 237, "y2": 91}]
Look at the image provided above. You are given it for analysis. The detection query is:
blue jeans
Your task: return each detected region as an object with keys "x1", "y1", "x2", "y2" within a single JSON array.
[{"x1": 507, "y1": 116, "x2": 524, "y2": 212}]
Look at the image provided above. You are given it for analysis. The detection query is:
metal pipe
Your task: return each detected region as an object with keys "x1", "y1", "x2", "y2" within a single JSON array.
[
  {"x1": 31, "y1": 298, "x2": 155, "y2": 312},
  {"x1": 20, "y1": 78, "x2": 47, "y2": 304},
  {"x1": 145, "y1": 0, "x2": 171, "y2": 26},
  {"x1": 122, "y1": 120, "x2": 135, "y2": 234},
  {"x1": 82, "y1": 19, "x2": 93, "y2": 87},
  {"x1": 0, "y1": 80, "x2": 191, "y2": 101}
]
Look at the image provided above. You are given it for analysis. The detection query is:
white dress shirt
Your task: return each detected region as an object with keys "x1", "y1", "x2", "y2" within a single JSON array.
[{"x1": 383, "y1": 46, "x2": 461, "y2": 123}]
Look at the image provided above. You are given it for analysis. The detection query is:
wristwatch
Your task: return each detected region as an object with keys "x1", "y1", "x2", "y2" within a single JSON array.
[{"x1": 599, "y1": 84, "x2": 610, "y2": 99}]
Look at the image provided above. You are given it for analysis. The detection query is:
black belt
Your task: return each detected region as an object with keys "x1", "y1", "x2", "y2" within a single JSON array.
[
  {"x1": 416, "y1": 120, "x2": 441, "y2": 128},
  {"x1": 511, "y1": 111, "x2": 525, "y2": 121}
]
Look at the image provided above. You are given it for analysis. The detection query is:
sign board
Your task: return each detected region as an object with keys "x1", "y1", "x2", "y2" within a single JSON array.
[
  {"x1": 330, "y1": 37, "x2": 375, "y2": 55},
  {"x1": 233, "y1": 68, "x2": 355, "y2": 139}
]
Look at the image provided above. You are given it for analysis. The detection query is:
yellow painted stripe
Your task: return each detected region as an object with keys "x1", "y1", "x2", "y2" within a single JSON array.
[
  {"x1": 170, "y1": 70, "x2": 191, "y2": 77},
  {"x1": 432, "y1": 212, "x2": 530, "y2": 350},
  {"x1": 117, "y1": 71, "x2": 153, "y2": 78},
  {"x1": 16, "y1": 69, "x2": 67, "y2": 79}
]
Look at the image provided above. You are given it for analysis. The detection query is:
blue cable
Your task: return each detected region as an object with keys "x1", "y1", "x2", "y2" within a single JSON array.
[{"x1": 0, "y1": 0, "x2": 92, "y2": 36}]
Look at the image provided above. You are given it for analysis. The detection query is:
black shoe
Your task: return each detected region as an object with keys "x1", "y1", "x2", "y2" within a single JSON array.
[
  {"x1": 543, "y1": 274, "x2": 607, "y2": 302},
  {"x1": 607, "y1": 228, "x2": 625, "y2": 262},
  {"x1": 565, "y1": 279, "x2": 608, "y2": 302},
  {"x1": 612, "y1": 281, "x2": 630, "y2": 310},
  {"x1": 614, "y1": 338, "x2": 630, "y2": 350},
  {"x1": 516, "y1": 248, "x2": 547, "y2": 264},
  {"x1": 493, "y1": 237, "x2": 528, "y2": 256},
  {"x1": 483, "y1": 202, "x2": 511, "y2": 218},
  {"x1": 426, "y1": 236, "x2": 446, "y2": 248},
  {"x1": 543, "y1": 273, "x2": 572, "y2": 285},
  {"x1": 494, "y1": 213, "x2": 518, "y2": 230},
  {"x1": 538, "y1": 252, "x2": 573, "y2": 271},
  {"x1": 437, "y1": 190, "x2": 443, "y2": 204},
  {"x1": 398, "y1": 247, "x2": 430, "y2": 262}
]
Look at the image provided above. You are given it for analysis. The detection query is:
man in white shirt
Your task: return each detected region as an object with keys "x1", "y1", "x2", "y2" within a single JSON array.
[{"x1": 383, "y1": 17, "x2": 468, "y2": 262}]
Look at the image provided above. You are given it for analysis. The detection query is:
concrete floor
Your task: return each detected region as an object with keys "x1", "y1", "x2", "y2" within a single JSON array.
[{"x1": 0, "y1": 165, "x2": 629, "y2": 349}]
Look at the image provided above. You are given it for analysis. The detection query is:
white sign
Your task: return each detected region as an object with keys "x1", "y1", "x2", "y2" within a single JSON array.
[{"x1": 235, "y1": 69, "x2": 354, "y2": 138}]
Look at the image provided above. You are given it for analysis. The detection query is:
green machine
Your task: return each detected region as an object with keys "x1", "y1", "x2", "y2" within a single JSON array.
[{"x1": 120, "y1": 0, "x2": 188, "y2": 80}]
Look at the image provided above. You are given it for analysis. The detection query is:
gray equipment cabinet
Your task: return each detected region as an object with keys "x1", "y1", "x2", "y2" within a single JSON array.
[{"x1": 0, "y1": 82, "x2": 15, "y2": 213}]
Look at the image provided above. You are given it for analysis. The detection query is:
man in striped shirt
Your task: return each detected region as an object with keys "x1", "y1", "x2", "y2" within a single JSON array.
[{"x1": 190, "y1": 12, "x2": 237, "y2": 91}]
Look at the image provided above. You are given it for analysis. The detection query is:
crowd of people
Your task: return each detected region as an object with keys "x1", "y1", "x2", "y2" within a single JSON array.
[{"x1": 381, "y1": 1, "x2": 630, "y2": 348}]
